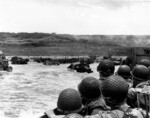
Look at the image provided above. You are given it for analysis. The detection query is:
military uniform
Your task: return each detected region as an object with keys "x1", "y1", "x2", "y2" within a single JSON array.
[
  {"x1": 83, "y1": 97, "x2": 109, "y2": 115},
  {"x1": 91, "y1": 75, "x2": 144, "y2": 118},
  {"x1": 84, "y1": 103, "x2": 143, "y2": 118},
  {"x1": 127, "y1": 65, "x2": 150, "y2": 118}
]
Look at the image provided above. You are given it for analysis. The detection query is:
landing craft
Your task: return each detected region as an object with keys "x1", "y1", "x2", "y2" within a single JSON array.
[{"x1": 123, "y1": 47, "x2": 150, "y2": 69}]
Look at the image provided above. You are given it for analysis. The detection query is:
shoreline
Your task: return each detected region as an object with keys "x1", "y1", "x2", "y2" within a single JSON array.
[{"x1": 6, "y1": 55, "x2": 126, "y2": 60}]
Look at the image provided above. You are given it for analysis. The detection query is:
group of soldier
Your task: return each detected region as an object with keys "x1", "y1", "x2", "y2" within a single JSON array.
[
  {"x1": 33, "y1": 56, "x2": 95, "y2": 66},
  {"x1": 40, "y1": 58, "x2": 150, "y2": 118}
]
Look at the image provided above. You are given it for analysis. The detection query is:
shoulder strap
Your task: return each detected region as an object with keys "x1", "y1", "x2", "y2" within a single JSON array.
[
  {"x1": 136, "y1": 80, "x2": 150, "y2": 88},
  {"x1": 110, "y1": 107, "x2": 132, "y2": 118}
]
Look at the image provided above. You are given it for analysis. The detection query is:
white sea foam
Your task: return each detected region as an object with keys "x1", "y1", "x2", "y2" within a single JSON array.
[{"x1": 0, "y1": 61, "x2": 119, "y2": 118}]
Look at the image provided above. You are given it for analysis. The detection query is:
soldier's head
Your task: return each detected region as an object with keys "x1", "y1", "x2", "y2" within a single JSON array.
[
  {"x1": 57, "y1": 88, "x2": 82, "y2": 114},
  {"x1": 103, "y1": 54, "x2": 111, "y2": 60},
  {"x1": 78, "y1": 76, "x2": 101, "y2": 105},
  {"x1": 138, "y1": 58, "x2": 150, "y2": 67},
  {"x1": 97, "y1": 60, "x2": 115, "y2": 77},
  {"x1": 116, "y1": 65, "x2": 131, "y2": 80},
  {"x1": 102, "y1": 75, "x2": 129, "y2": 107},
  {"x1": 131, "y1": 65, "x2": 149, "y2": 87}
]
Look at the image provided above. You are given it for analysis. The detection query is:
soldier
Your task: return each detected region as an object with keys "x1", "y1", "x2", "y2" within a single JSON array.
[
  {"x1": 40, "y1": 88, "x2": 84, "y2": 118},
  {"x1": 116, "y1": 65, "x2": 132, "y2": 87},
  {"x1": 97, "y1": 59, "x2": 115, "y2": 82},
  {"x1": 124, "y1": 56, "x2": 133, "y2": 68},
  {"x1": 84, "y1": 75, "x2": 144, "y2": 118},
  {"x1": 138, "y1": 58, "x2": 150, "y2": 67},
  {"x1": 127, "y1": 65, "x2": 150, "y2": 117},
  {"x1": 130, "y1": 65, "x2": 149, "y2": 88},
  {"x1": 78, "y1": 77, "x2": 108, "y2": 115}
]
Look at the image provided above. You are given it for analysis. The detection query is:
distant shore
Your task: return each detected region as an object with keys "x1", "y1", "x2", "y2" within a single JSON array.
[
  {"x1": 0, "y1": 32, "x2": 134, "y2": 56},
  {"x1": 6, "y1": 55, "x2": 126, "y2": 60}
]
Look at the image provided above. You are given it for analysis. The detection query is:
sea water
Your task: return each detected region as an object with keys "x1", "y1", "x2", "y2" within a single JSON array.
[{"x1": 0, "y1": 61, "x2": 119, "y2": 118}]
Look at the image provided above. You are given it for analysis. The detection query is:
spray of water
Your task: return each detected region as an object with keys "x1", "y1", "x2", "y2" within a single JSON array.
[{"x1": 0, "y1": 61, "x2": 119, "y2": 118}]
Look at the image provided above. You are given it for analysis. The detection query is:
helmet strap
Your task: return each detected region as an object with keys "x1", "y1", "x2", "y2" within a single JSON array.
[{"x1": 104, "y1": 97, "x2": 126, "y2": 109}]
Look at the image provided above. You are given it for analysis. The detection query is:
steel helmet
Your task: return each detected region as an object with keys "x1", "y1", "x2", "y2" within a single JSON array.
[
  {"x1": 148, "y1": 66, "x2": 150, "y2": 79},
  {"x1": 131, "y1": 65, "x2": 149, "y2": 81},
  {"x1": 103, "y1": 54, "x2": 111, "y2": 59},
  {"x1": 102, "y1": 75, "x2": 129, "y2": 102},
  {"x1": 57, "y1": 88, "x2": 82, "y2": 111},
  {"x1": 138, "y1": 59, "x2": 150, "y2": 67},
  {"x1": 78, "y1": 76, "x2": 101, "y2": 100},
  {"x1": 116, "y1": 65, "x2": 131, "y2": 79},
  {"x1": 97, "y1": 59, "x2": 115, "y2": 76}
]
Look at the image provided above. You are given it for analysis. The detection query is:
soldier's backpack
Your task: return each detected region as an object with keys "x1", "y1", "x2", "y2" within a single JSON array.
[
  {"x1": 135, "y1": 80, "x2": 150, "y2": 118},
  {"x1": 112, "y1": 107, "x2": 133, "y2": 118}
]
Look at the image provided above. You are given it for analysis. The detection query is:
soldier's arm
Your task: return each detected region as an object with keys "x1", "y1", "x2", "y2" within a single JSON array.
[{"x1": 127, "y1": 88, "x2": 138, "y2": 108}]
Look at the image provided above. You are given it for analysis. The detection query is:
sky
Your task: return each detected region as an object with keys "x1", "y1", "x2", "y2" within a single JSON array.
[{"x1": 0, "y1": 0, "x2": 150, "y2": 35}]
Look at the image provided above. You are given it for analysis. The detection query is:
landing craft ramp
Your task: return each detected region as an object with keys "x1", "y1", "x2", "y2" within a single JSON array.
[{"x1": 128, "y1": 47, "x2": 150, "y2": 68}]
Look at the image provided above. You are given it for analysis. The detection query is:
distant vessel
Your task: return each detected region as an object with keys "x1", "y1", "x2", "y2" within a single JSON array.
[{"x1": 0, "y1": 51, "x2": 13, "y2": 72}]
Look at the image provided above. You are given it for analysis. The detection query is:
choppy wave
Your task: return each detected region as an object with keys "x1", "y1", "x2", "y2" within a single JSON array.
[{"x1": 0, "y1": 62, "x2": 118, "y2": 118}]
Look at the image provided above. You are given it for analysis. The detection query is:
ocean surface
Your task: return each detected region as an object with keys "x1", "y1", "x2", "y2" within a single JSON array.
[{"x1": 0, "y1": 60, "x2": 119, "y2": 118}]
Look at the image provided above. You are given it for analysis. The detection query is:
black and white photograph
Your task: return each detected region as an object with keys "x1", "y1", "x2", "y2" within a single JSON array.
[{"x1": 0, "y1": 0, "x2": 150, "y2": 118}]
